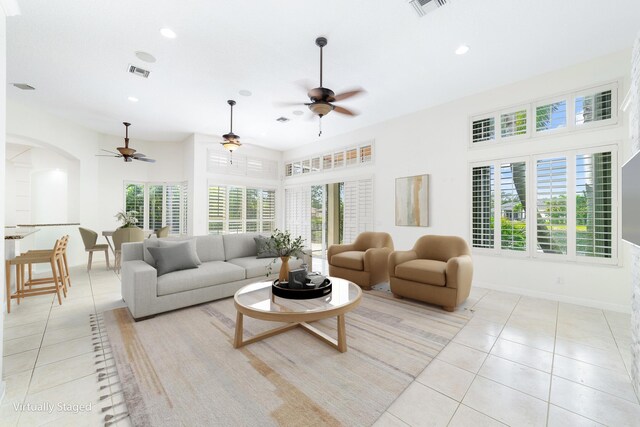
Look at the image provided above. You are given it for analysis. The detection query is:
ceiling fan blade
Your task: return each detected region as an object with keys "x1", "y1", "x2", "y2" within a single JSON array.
[
  {"x1": 333, "y1": 88, "x2": 365, "y2": 102},
  {"x1": 95, "y1": 154, "x2": 121, "y2": 157},
  {"x1": 100, "y1": 148, "x2": 120, "y2": 155},
  {"x1": 274, "y1": 101, "x2": 306, "y2": 107},
  {"x1": 132, "y1": 153, "x2": 147, "y2": 158},
  {"x1": 135, "y1": 157, "x2": 156, "y2": 163},
  {"x1": 333, "y1": 105, "x2": 358, "y2": 116},
  {"x1": 295, "y1": 79, "x2": 315, "y2": 93}
]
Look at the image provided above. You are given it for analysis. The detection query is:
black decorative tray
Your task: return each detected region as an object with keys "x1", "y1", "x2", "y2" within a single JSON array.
[{"x1": 272, "y1": 279, "x2": 332, "y2": 300}]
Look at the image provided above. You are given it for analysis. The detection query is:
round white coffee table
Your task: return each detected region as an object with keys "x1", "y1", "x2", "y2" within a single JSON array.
[{"x1": 233, "y1": 277, "x2": 362, "y2": 352}]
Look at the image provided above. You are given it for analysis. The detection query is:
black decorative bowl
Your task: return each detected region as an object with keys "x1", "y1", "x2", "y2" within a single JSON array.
[{"x1": 272, "y1": 279, "x2": 332, "y2": 300}]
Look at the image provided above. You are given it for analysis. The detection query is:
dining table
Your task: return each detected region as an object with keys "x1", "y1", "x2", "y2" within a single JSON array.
[{"x1": 102, "y1": 229, "x2": 154, "y2": 255}]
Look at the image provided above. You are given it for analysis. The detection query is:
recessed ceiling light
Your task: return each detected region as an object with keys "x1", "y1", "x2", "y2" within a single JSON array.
[
  {"x1": 135, "y1": 51, "x2": 156, "y2": 63},
  {"x1": 160, "y1": 28, "x2": 177, "y2": 39},
  {"x1": 292, "y1": 110, "x2": 304, "y2": 116},
  {"x1": 239, "y1": 90, "x2": 252, "y2": 97},
  {"x1": 128, "y1": 96, "x2": 139, "y2": 102},
  {"x1": 455, "y1": 44, "x2": 470, "y2": 55}
]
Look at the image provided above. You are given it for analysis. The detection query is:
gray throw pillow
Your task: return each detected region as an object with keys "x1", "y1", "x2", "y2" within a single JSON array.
[
  {"x1": 159, "y1": 239, "x2": 202, "y2": 265},
  {"x1": 254, "y1": 236, "x2": 279, "y2": 259},
  {"x1": 147, "y1": 242, "x2": 200, "y2": 276}
]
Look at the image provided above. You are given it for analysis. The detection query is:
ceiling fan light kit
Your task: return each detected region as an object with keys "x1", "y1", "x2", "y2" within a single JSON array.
[{"x1": 220, "y1": 99, "x2": 242, "y2": 162}]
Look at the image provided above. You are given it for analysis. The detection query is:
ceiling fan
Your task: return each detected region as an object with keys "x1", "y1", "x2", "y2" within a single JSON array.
[
  {"x1": 97, "y1": 122, "x2": 156, "y2": 163},
  {"x1": 280, "y1": 36, "x2": 365, "y2": 136}
]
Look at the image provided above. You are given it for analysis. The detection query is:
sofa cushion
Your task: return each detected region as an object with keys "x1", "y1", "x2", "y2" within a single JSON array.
[
  {"x1": 194, "y1": 235, "x2": 225, "y2": 262},
  {"x1": 331, "y1": 251, "x2": 365, "y2": 271},
  {"x1": 395, "y1": 259, "x2": 447, "y2": 287},
  {"x1": 254, "y1": 236, "x2": 279, "y2": 259},
  {"x1": 147, "y1": 242, "x2": 200, "y2": 276},
  {"x1": 223, "y1": 233, "x2": 262, "y2": 260},
  {"x1": 159, "y1": 239, "x2": 202, "y2": 265},
  {"x1": 143, "y1": 236, "x2": 160, "y2": 266},
  {"x1": 157, "y1": 261, "x2": 246, "y2": 296},
  {"x1": 228, "y1": 256, "x2": 304, "y2": 279}
]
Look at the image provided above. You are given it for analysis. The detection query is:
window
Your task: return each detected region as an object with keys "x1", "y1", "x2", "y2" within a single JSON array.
[
  {"x1": 207, "y1": 149, "x2": 278, "y2": 179},
  {"x1": 470, "y1": 147, "x2": 616, "y2": 263},
  {"x1": 360, "y1": 145, "x2": 373, "y2": 163},
  {"x1": 124, "y1": 183, "x2": 145, "y2": 226},
  {"x1": 576, "y1": 152, "x2": 613, "y2": 258},
  {"x1": 207, "y1": 185, "x2": 276, "y2": 234},
  {"x1": 302, "y1": 159, "x2": 311, "y2": 174},
  {"x1": 124, "y1": 182, "x2": 188, "y2": 234},
  {"x1": 323, "y1": 154, "x2": 333, "y2": 170},
  {"x1": 500, "y1": 162, "x2": 527, "y2": 251},
  {"x1": 471, "y1": 166, "x2": 494, "y2": 249},
  {"x1": 285, "y1": 163, "x2": 292, "y2": 177},
  {"x1": 536, "y1": 157, "x2": 567, "y2": 255},
  {"x1": 472, "y1": 117, "x2": 495, "y2": 143},
  {"x1": 334, "y1": 151, "x2": 345, "y2": 168},
  {"x1": 311, "y1": 157, "x2": 321, "y2": 172},
  {"x1": 346, "y1": 148, "x2": 358, "y2": 166},
  {"x1": 536, "y1": 100, "x2": 567, "y2": 132},
  {"x1": 576, "y1": 89, "x2": 612, "y2": 125},
  {"x1": 293, "y1": 162, "x2": 302, "y2": 175},
  {"x1": 501, "y1": 109, "x2": 528, "y2": 138}
]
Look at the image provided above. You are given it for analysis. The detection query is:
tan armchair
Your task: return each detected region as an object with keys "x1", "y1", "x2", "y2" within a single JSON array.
[
  {"x1": 328, "y1": 232, "x2": 394, "y2": 289},
  {"x1": 389, "y1": 235, "x2": 473, "y2": 312}
]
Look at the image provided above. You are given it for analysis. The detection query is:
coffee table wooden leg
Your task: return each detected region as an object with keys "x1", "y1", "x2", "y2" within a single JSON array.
[
  {"x1": 337, "y1": 314, "x2": 347, "y2": 353},
  {"x1": 234, "y1": 311, "x2": 244, "y2": 348}
]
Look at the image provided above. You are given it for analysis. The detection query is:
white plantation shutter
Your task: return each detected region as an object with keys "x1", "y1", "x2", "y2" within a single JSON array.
[
  {"x1": 472, "y1": 117, "x2": 495, "y2": 143},
  {"x1": 471, "y1": 166, "x2": 494, "y2": 249},
  {"x1": 208, "y1": 149, "x2": 277, "y2": 179},
  {"x1": 576, "y1": 152, "x2": 613, "y2": 258},
  {"x1": 536, "y1": 100, "x2": 567, "y2": 132},
  {"x1": 576, "y1": 89, "x2": 613, "y2": 125},
  {"x1": 501, "y1": 109, "x2": 528, "y2": 138},
  {"x1": 208, "y1": 185, "x2": 226, "y2": 234},
  {"x1": 245, "y1": 188, "x2": 259, "y2": 232},
  {"x1": 500, "y1": 162, "x2": 527, "y2": 251},
  {"x1": 360, "y1": 145, "x2": 373, "y2": 163},
  {"x1": 124, "y1": 183, "x2": 145, "y2": 226},
  {"x1": 285, "y1": 186, "x2": 312, "y2": 246},
  {"x1": 125, "y1": 182, "x2": 188, "y2": 234},
  {"x1": 342, "y1": 179, "x2": 374, "y2": 243},
  {"x1": 147, "y1": 185, "x2": 164, "y2": 231},
  {"x1": 164, "y1": 183, "x2": 187, "y2": 235},
  {"x1": 261, "y1": 190, "x2": 276, "y2": 232},
  {"x1": 536, "y1": 157, "x2": 568, "y2": 255},
  {"x1": 228, "y1": 187, "x2": 244, "y2": 233}
]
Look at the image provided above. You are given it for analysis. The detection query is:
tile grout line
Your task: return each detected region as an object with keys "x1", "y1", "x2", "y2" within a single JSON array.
[{"x1": 545, "y1": 295, "x2": 560, "y2": 426}]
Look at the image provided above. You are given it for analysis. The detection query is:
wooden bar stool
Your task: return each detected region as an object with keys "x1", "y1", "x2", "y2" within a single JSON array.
[
  {"x1": 25, "y1": 235, "x2": 71, "y2": 292},
  {"x1": 5, "y1": 239, "x2": 65, "y2": 313}
]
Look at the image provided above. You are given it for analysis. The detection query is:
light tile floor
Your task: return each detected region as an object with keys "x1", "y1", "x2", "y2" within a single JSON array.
[
  {"x1": 1, "y1": 263, "x2": 131, "y2": 427},
  {"x1": 3, "y1": 265, "x2": 638, "y2": 426},
  {"x1": 376, "y1": 287, "x2": 640, "y2": 427}
]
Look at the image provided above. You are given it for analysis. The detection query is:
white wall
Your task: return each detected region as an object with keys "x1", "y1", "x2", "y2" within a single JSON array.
[
  {"x1": 0, "y1": 4, "x2": 7, "y2": 404},
  {"x1": 284, "y1": 50, "x2": 633, "y2": 312}
]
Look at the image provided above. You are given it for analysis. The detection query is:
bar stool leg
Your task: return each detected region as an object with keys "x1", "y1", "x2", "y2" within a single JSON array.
[
  {"x1": 16, "y1": 264, "x2": 22, "y2": 305},
  {"x1": 105, "y1": 248, "x2": 110, "y2": 270},
  {"x1": 51, "y1": 259, "x2": 62, "y2": 306},
  {"x1": 63, "y1": 252, "x2": 71, "y2": 288},
  {"x1": 5, "y1": 260, "x2": 10, "y2": 314},
  {"x1": 57, "y1": 257, "x2": 67, "y2": 297}
]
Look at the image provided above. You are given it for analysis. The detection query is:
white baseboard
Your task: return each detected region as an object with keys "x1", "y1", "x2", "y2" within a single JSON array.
[{"x1": 474, "y1": 281, "x2": 631, "y2": 314}]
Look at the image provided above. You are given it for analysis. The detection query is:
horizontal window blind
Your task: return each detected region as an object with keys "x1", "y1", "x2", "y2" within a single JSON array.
[
  {"x1": 208, "y1": 185, "x2": 275, "y2": 235},
  {"x1": 285, "y1": 186, "x2": 312, "y2": 245},
  {"x1": 124, "y1": 181, "x2": 188, "y2": 235},
  {"x1": 148, "y1": 185, "x2": 164, "y2": 232},
  {"x1": 576, "y1": 152, "x2": 613, "y2": 258}
]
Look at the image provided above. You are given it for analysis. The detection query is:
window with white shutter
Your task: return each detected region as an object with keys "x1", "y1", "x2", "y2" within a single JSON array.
[
  {"x1": 245, "y1": 188, "x2": 259, "y2": 232},
  {"x1": 471, "y1": 166, "x2": 494, "y2": 249},
  {"x1": 311, "y1": 157, "x2": 321, "y2": 172},
  {"x1": 345, "y1": 148, "x2": 358, "y2": 166},
  {"x1": 501, "y1": 109, "x2": 528, "y2": 138},
  {"x1": 323, "y1": 154, "x2": 333, "y2": 170},
  {"x1": 164, "y1": 183, "x2": 187, "y2": 235},
  {"x1": 148, "y1": 185, "x2": 163, "y2": 232},
  {"x1": 576, "y1": 89, "x2": 613, "y2": 125},
  {"x1": 536, "y1": 100, "x2": 567, "y2": 132},
  {"x1": 207, "y1": 185, "x2": 276, "y2": 234},
  {"x1": 334, "y1": 152, "x2": 344, "y2": 168},
  {"x1": 124, "y1": 181, "x2": 188, "y2": 234},
  {"x1": 285, "y1": 163, "x2": 292, "y2": 177},
  {"x1": 124, "y1": 183, "x2": 145, "y2": 226},
  {"x1": 576, "y1": 152, "x2": 613, "y2": 258},
  {"x1": 360, "y1": 145, "x2": 373, "y2": 163},
  {"x1": 208, "y1": 185, "x2": 225, "y2": 234},
  {"x1": 536, "y1": 157, "x2": 568, "y2": 255},
  {"x1": 261, "y1": 190, "x2": 276, "y2": 232},
  {"x1": 500, "y1": 162, "x2": 527, "y2": 251},
  {"x1": 472, "y1": 117, "x2": 495, "y2": 143}
]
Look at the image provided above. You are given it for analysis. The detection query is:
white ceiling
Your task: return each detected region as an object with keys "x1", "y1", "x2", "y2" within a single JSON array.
[{"x1": 6, "y1": 0, "x2": 640, "y2": 150}]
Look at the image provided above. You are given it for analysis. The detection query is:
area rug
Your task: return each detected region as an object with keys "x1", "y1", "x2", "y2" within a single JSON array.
[{"x1": 103, "y1": 292, "x2": 468, "y2": 426}]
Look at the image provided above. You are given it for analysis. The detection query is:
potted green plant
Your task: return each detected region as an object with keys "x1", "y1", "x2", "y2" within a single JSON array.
[
  {"x1": 115, "y1": 210, "x2": 139, "y2": 228},
  {"x1": 267, "y1": 229, "x2": 305, "y2": 282}
]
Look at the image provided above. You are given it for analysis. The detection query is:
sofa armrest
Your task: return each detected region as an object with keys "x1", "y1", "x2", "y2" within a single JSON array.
[
  {"x1": 445, "y1": 255, "x2": 473, "y2": 290},
  {"x1": 327, "y1": 243, "x2": 357, "y2": 262},
  {"x1": 121, "y1": 260, "x2": 158, "y2": 319},
  {"x1": 364, "y1": 247, "x2": 393, "y2": 285},
  {"x1": 388, "y1": 250, "x2": 418, "y2": 278},
  {"x1": 122, "y1": 242, "x2": 144, "y2": 263}
]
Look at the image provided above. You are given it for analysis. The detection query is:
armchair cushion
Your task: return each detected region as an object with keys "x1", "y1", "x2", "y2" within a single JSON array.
[
  {"x1": 395, "y1": 259, "x2": 447, "y2": 287},
  {"x1": 331, "y1": 251, "x2": 365, "y2": 271}
]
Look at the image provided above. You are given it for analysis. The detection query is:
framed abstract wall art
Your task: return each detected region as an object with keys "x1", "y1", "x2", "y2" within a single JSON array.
[{"x1": 395, "y1": 174, "x2": 429, "y2": 226}]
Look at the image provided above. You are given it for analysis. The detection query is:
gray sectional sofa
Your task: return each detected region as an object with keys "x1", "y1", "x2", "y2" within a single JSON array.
[{"x1": 120, "y1": 233, "x2": 303, "y2": 320}]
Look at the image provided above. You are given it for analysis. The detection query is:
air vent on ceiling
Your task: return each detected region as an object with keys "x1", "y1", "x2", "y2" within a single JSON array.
[
  {"x1": 409, "y1": 0, "x2": 449, "y2": 17},
  {"x1": 276, "y1": 116, "x2": 290, "y2": 123},
  {"x1": 13, "y1": 83, "x2": 35, "y2": 90},
  {"x1": 128, "y1": 64, "x2": 151, "y2": 78}
]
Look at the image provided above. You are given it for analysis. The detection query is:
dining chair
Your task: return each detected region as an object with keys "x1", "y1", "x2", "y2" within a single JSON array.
[
  {"x1": 79, "y1": 227, "x2": 110, "y2": 271},
  {"x1": 155, "y1": 225, "x2": 170, "y2": 238},
  {"x1": 113, "y1": 227, "x2": 146, "y2": 272}
]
